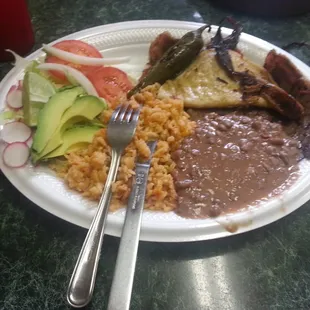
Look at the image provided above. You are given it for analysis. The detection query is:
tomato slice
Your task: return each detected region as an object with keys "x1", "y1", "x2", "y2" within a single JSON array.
[
  {"x1": 45, "y1": 40, "x2": 102, "y2": 83},
  {"x1": 87, "y1": 67, "x2": 133, "y2": 104}
]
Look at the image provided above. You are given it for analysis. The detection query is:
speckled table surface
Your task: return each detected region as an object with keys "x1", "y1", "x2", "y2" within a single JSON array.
[{"x1": 1, "y1": 1, "x2": 310, "y2": 309}]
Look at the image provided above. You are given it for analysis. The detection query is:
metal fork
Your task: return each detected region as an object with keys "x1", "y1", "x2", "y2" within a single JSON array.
[{"x1": 67, "y1": 103, "x2": 141, "y2": 308}]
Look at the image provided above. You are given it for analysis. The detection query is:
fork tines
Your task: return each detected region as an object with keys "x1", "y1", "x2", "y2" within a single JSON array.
[{"x1": 111, "y1": 103, "x2": 140, "y2": 123}]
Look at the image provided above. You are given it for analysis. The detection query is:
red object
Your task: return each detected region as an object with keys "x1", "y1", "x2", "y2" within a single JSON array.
[
  {"x1": 45, "y1": 40, "x2": 102, "y2": 83},
  {"x1": 0, "y1": 0, "x2": 34, "y2": 62},
  {"x1": 87, "y1": 67, "x2": 133, "y2": 103}
]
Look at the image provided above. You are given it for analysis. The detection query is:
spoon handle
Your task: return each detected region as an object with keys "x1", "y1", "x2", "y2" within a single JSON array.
[
  {"x1": 107, "y1": 141, "x2": 157, "y2": 310},
  {"x1": 67, "y1": 149, "x2": 121, "y2": 308}
]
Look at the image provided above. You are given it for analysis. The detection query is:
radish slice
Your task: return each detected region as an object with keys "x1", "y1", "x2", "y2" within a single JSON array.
[
  {"x1": 18, "y1": 80, "x2": 23, "y2": 90},
  {"x1": 1, "y1": 121, "x2": 32, "y2": 144},
  {"x1": 37, "y1": 63, "x2": 98, "y2": 96},
  {"x1": 2, "y1": 142, "x2": 30, "y2": 168},
  {"x1": 26, "y1": 135, "x2": 33, "y2": 148},
  {"x1": 42, "y1": 44, "x2": 130, "y2": 65},
  {"x1": 6, "y1": 86, "x2": 23, "y2": 110}
]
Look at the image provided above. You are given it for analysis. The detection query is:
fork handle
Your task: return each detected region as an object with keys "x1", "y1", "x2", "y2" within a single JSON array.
[{"x1": 67, "y1": 149, "x2": 121, "y2": 308}]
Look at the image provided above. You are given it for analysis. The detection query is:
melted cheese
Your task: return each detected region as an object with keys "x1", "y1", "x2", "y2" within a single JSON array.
[{"x1": 159, "y1": 49, "x2": 273, "y2": 109}]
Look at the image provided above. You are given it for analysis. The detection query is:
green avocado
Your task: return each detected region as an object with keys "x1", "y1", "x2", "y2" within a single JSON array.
[
  {"x1": 32, "y1": 87, "x2": 84, "y2": 153},
  {"x1": 43, "y1": 126, "x2": 101, "y2": 159},
  {"x1": 34, "y1": 95, "x2": 106, "y2": 161}
]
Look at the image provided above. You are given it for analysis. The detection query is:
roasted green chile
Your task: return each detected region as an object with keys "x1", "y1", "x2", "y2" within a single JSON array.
[{"x1": 127, "y1": 24, "x2": 210, "y2": 98}]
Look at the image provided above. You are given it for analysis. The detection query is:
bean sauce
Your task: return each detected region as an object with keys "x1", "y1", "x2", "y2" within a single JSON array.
[{"x1": 172, "y1": 109, "x2": 301, "y2": 219}]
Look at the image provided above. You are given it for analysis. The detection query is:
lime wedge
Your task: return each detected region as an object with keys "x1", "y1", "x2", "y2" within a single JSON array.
[
  {"x1": 22, "y1": 72, "x2": 56, "y2": 127},
  {"x1": 26, "y1": 71, "x2": 56, "y2": 102}
]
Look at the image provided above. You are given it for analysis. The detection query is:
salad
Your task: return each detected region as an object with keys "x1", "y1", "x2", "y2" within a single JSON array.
[{"x1": 0, "y1": 39, "x2": 133, "y2": 168}]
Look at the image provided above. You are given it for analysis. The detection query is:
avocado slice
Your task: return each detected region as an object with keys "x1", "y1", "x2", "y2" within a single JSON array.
[
  {"x1": 43, "y1": 126, "x2": 101, "y2": 159},
  {"x1": 32, "y1": 87, "x2": 84, "y2": 154},
  {"x1": 34, "y1": 95, "x2": 106, "y2": 161}
]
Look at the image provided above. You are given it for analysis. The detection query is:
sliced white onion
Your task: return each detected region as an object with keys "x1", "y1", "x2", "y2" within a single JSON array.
[
  {"x1": 36, "y1": 63, "x2": 98, "y2": 96},
  {"x1": 1, "y1": 121, "x2": 32, "y2": 144},
  {"x1": 2, "y1": 142, "x2": 30, "y2": 168},
  {"x1": 6, "y1": 86, "x2": 23, "y2": 110},
  {"x1": 5, "y1": 49, "x2": 31, "y2": 70},
  {"x1": 42, "y1": 44, "x2": 130, "y2": 65}
]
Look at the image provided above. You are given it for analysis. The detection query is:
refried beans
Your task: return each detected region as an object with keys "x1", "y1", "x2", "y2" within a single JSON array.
[{"x1": 172, "y1": 109, "x2": 301, "y2": 219}]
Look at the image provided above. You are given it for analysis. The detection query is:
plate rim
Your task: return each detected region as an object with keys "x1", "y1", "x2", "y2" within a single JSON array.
[{"x1": 1, "y1": 19, "x2": 310, "y2": 242}]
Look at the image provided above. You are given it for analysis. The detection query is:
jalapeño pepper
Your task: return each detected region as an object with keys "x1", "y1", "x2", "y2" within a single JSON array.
[{"x1": 127, "y1": 24, "x2": 210, "y2": 98}]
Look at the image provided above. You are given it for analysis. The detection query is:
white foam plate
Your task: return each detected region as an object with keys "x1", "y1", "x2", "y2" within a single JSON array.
[{"x1": 1, "y1": 20, "x2": 310, "y2": 242}]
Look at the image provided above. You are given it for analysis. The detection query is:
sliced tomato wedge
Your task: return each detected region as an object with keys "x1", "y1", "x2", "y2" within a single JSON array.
[
  {"x1": 87, "y1": 67, "x2": 133, "y2": 104},
  {"x1": 45, "y1": 40, "x2": 102, "y2": 83}
]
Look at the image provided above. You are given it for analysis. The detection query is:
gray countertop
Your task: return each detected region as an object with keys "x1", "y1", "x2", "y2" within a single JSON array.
[{"x1": 1, "y1": 0, "x2": 310, "y2": 309}]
